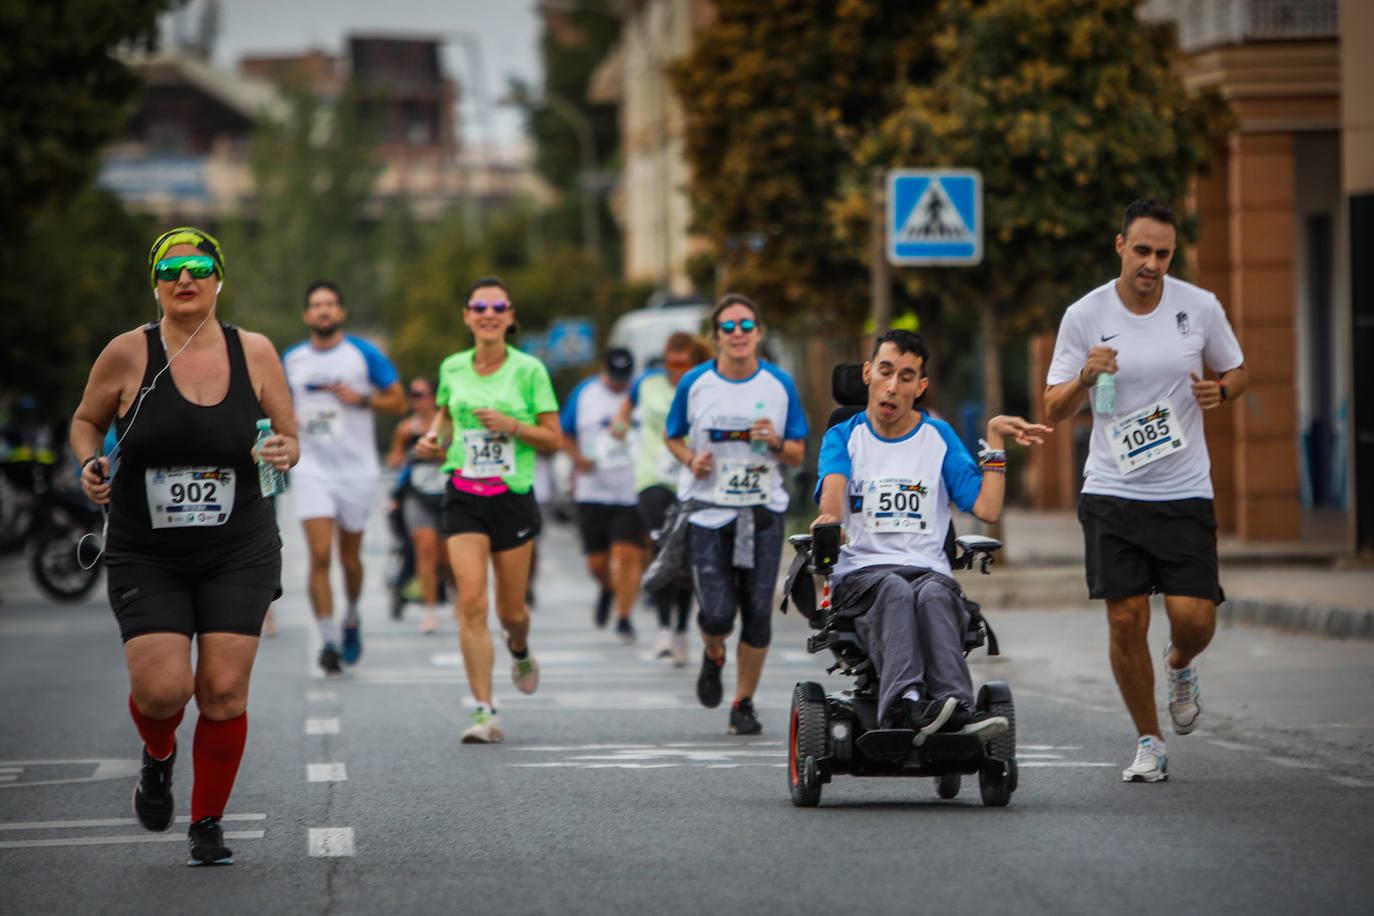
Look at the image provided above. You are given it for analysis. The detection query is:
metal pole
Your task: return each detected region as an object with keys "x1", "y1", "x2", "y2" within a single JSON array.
[
  {"x1": 870, "y1": 170, "x2": 893, "y2": 340},
  {"x1": 545, "y1": 93, "x2": 600, "y2": 258}
]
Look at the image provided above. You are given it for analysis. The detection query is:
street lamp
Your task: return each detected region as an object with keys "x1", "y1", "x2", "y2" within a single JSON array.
[{"x1": 502, "y1": 88, "x2": 600, "y2": 258}]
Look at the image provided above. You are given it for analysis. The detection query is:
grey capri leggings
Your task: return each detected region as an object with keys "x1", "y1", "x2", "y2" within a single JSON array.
[{"x1": 687, "y1": 509, "x2": 784, "y2": 648}]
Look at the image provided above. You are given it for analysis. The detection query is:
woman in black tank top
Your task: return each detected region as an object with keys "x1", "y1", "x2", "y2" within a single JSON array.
[{"x1": 68, "y1": 228, "x2": 299, "y2": 866}]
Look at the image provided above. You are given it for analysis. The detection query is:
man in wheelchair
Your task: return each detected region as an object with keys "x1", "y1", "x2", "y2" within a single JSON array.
[{"x1": 811, "y1": 330, "x2": 1051, "y2": 746}]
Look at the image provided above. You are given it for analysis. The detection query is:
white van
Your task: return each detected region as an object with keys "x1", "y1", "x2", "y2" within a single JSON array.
[{"x1": 607, "y1": 297, "x2": 711, "y2": 377}]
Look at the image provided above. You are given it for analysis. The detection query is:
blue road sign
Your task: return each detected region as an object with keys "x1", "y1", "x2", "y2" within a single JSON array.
[
  {"x1": 886, "y1": 169, "x2": 983, "y2": 266},
  {"x1": 545, "y1": 318, "x2": 596, "y2": 369}
]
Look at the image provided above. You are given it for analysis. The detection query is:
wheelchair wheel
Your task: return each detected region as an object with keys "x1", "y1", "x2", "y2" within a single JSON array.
[
  {"x1": 976, "y1": 683, "x2": 1017, "y2": 806},
  {"x1": 788, "y1": 684, "x2": 827, "y2": 807},
  {"x1": 935, "y1": 773, "x2": 961, "y2": 799}
]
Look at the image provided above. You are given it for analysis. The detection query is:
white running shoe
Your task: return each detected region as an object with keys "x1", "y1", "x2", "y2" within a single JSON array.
[
  {"x1": 1163, "y1": 642, "x2": 1201, "y2": 735},
  {"x1": 654, "y1": 628, "x2": 674, "y2": 660},
  {"x1": 419, "y1": 609, "x2": 438, "y2": 636},
  {"x1": 461, "y1": 708, "x2": 504, "y2": 744},
  {"x1": 1122, "y1": 735, "x2": 1168, "y2": 782},
  {"x1": 669, "y1": 631, "x2": 690, "y2": 668},
  {"x1": 511, "y1": 653, "x2": 539, "y2": 695}
]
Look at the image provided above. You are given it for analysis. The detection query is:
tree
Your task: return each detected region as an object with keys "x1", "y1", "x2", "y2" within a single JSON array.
[
  {"x1": 0, "y1": 0, "x2": 178, "y2": 243},
  {"x1": 669, "y1": 0, "x2": 940, "y2": 332},
  {"x1": 218, "y1": 85, "x2": 385, "y2": 346},
  {"x1": 833, "y1": 0, "x2": 1230, "y2": 414}
]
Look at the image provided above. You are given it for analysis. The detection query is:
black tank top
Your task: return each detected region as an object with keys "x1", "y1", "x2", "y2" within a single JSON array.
[{"x1": 108, "y1": 322, "x2": 278, "y2": 564}]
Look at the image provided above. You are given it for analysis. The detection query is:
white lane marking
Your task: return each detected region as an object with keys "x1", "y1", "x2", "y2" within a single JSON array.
[
  {"x1": 0, "y1": 767, "x2": 22, "y2": 773},
  {"x1": 1325, "y1": 775, "x2": 1374, "y2": 788},
  {"x1": 0, "y1": 831, "x2": 263, "y2": 850},
  {"x1": 1020, "y1": 745, "x2": 1081, "y2": 751},
  {"x1": 305, "y1": 718, "x2": 341, "y2": 735},
  {"x1": 0, "y1": 813, "x2": 265, "y2": 831},
  {"x1": 1017, "y1": 761, "x2": 1116, "y2": 768},
  {"x1": 306, "y1": 763, "x2": 348, "y2": 782},
  {"x1": 0, "y1": 776, "x2": 17, "y2": 782},
  {"x1": 306, "y1": 690, "x2": 337, "y2": 702},
  {"x1": 308, "y1": 827, "x2": 355, "y2": 857},
  {"x1": 1208, "y1": 740, "x2": 1258, "y2": 752},
  {"x1": 0, "y1": 758, "x2": 141, "y2": 790},
  {"x1": 1265, "y1": 756, "x2": 1325, "y2": 770}
]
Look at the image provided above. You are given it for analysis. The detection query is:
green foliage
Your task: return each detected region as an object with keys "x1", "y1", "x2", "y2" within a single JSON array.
[
  {"x1": 217, "y1": 85, "x2": 387, "y2": 347},
  {"x1": 0, "y1": 0, "x2": 179, "y2": 242},
  {"x1": 384, "y1": 201, "x2": 650, "y2": 401},
  {"x1": 670, "y1": 0, "x2": 940, "y2": 331},
  {"x1": 0, "y1": 186, "x2": 156, "y2": 417},
  {"x1": 837, "y1": 0, "x2": 1231, "y2": 336}
]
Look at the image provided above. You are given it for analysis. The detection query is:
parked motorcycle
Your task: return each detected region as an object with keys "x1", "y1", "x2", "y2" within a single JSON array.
[{"x1": 0, "y1": 449, "x2": 104, "y2": 602}]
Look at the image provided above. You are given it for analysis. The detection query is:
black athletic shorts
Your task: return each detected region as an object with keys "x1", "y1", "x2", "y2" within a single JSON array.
[
  {"x1": 442, "y1": 485, "x2": 541, "y2": 552},
  {"x1": 576, "y1": 501, "x2": 646, "y2": 554},
  {"x1": 636, "y1": 485, "x2": 676, "y2": 541},
  {"x1": 1078, "y1": 493, "x2": 1225, "y2": 604},
  {"x1": 106, "y1": 552, "x2": 281, "y2": 643}
]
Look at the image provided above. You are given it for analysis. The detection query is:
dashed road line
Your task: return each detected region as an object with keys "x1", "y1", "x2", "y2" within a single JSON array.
[
  {"x1": 305, "y1": 718, "x2": 341, "y2": 735},
  {"x1": 1265, "y1": 756, "x2": 1325, "y2": 770},
  {"x1": 308, "y1": 827, "x2": 355, "y2": 857},
  {"x1": 307, "y1": 763, "x2": 348, "y2": 782},
  {"x1": 306, "y1": 689, "x2": 337, "y2": 702}
]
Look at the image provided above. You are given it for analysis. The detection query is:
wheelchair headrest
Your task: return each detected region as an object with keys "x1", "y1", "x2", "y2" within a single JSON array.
[{"x1": 831, "y1": 363, "x2": 866, "y2": 407}]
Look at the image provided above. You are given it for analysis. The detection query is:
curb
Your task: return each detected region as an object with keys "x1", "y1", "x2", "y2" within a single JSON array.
[{"x1": 1220, "y1": 598, "x2": 1374, "y2": 640}]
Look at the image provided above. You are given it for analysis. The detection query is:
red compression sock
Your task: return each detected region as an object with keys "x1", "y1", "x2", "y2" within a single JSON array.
[
  {"x1": 128, "y1": 694, "x2": 183, "y2": 760},
  {"x1": 190, "y1": 712, "x2": 248, "y2": 822}
]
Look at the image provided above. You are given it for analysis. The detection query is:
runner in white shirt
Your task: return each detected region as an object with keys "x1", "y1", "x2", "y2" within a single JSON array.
[
  {"x1": 561, "y1": 347, "x2": 644, "y2": 643},
  {"x1": 1045, "y1": 197, "x2": 1248, "y2": 784},
  {"x1": 283, "y1": 281, "x2": 407, "y2": 675},
  {"x1": 663, "y1": 295, "x2": 807, "y2": 735}
]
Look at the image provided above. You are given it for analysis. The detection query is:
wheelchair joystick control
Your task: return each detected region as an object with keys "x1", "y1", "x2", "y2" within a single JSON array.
[{"x1": 811, "y1": 523, "x2": 842, "y2": 575}]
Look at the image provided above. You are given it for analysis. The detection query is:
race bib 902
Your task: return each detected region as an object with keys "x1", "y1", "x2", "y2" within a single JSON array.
[{"x1": 145, "y1": 467, "x2": 235, "y2": 529}]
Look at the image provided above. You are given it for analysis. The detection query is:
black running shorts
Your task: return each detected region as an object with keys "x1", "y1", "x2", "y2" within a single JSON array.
[
  {"x1": 441, "y1": 485, "x2": 541, "y2": 552},
  {"x1": 1078, "y1": 493, "x2": 1225, "y2": 604},
  {"x1": 107, "y1": 553, "x2": 281, "y2": 643},
  {"x1": 575, "y1": 501, "x2": 646, "y2": 554}
]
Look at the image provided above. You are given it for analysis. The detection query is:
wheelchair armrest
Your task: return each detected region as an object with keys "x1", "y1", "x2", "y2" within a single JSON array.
[
  {"x1": 953, "y1": 534, "x2": 1003, "y2": 574},
  {"x1": 788, "y1": 534, "x2": 813, "y2": 553}
]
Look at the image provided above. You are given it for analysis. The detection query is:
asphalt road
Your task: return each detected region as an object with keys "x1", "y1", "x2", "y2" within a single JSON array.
[{"x1": 1, "y1": 501, "x2": 1372, "y2": 915}]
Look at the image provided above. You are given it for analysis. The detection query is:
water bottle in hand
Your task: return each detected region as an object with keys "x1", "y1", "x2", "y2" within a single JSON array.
[
  {"x1": 1094, "y1": 372, "x2": 1116, "y2": 415},
  {"x1": 254, "y1": 419, "x2": 287, "y2": 497},
  {"x1": 750, "y1": 402, "x2": 769, "y2": 454}
]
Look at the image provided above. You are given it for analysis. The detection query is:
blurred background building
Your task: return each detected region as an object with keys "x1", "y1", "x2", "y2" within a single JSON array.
[{"x1": 1031, "y1": 0, "x2": 1371, "y2": 551}]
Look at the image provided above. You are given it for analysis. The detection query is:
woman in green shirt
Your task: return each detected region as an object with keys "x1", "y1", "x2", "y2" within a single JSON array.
[{"x1": 416, "y1": 277, "x2": 561, "y2": 743}]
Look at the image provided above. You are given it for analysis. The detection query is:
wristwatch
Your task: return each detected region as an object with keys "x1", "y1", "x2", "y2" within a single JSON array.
[{"x1": 1217, "y1": 381, "x2": 1228, "y2": 402}]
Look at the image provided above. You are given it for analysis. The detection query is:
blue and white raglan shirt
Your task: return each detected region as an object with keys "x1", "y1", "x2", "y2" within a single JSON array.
[
  {"x1": 283, "y1": 335, "x2": 399, "y2": 480},
  {"x1": 560, "y1": 376, "x2": 636, "y2": 506},
  {"x1": 665, "y1": 360, "x2": 808, "y2": 528},
  {"x1": 816, "y1": 412, "x2": 983, "y2": 579}
]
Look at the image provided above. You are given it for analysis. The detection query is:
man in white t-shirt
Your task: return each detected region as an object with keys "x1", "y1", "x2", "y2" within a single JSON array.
[
  {"x1": 1045, "y1": 198, "x2": 1248, "y2": 784},
  {"x1": 561, "y1": 347, "x2": 645, "y2": 643},
  {"x1": 283, "y1": 281, "x2": 407, "y2": 675}
]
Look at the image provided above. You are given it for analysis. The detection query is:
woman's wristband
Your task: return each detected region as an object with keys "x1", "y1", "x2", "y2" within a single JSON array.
[{"x1": 1217, "y1": 381, "x2": 1228, "y2": 402}]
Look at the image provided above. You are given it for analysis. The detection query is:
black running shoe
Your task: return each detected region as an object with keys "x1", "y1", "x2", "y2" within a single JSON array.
[
  {"x1": 728, "y1": 697, "x2": 762, "y2": 735},
  {"x1": 696, "y1": 650, "x2": 724, "y2": 708},
  {"x1": 594, "y1": 589, "x2": 612, "y2": 628},
  {"x1": 132, "y1": 744, "x2": 176, "y2": 832},
  {"x1": 904, "y1": 696, "x2": 958, "y2": 746},
  {"x1": 186, "y1": 816, "x2": 233, "y2": 866},
  {"x1": 955, "y1": 710, "x2": 1009, "y2": 740},
  {"x1": 615, "y1": 617, "x2": 636, "y2": 645},
  {"x1": 319, "y1": 644, "x2": 343, "y2": 676}
]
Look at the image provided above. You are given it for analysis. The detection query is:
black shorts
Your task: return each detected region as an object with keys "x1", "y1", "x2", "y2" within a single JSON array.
[
  {"x1": 636, "y1": 485, "x2": 676, "y2": 540},
  {"x1": 1078, "y1": 494, "x2": 1225, "y2": 604},
  {"x1": 106, "y1": 552, "x2": 281, "y2": 643},
  {"x1": 576, "y1": 501, "x2": 646, "y2": 554},
  {"x1": 442, "y1": 486, "x2": 541, "y2": 552}
]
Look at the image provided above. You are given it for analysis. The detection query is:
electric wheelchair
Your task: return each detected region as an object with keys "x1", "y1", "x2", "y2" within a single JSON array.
[{"x1": 777, "y1": 363, "x2": 1018, "y2": 808}]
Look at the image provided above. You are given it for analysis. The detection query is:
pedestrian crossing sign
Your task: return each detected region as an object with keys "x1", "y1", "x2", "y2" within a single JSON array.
[{"x1": 887, "y1": 169, "x2": 983, "y2": 266}]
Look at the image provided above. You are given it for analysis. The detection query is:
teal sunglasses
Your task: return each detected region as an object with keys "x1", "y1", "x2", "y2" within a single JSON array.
[{"x1": 154, "y1": 255, "x2": 218, "y2": 282}]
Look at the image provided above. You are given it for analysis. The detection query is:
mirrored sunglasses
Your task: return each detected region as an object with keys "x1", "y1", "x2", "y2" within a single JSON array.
[
  {"x1": 409, "y1": 388, "x2": 431, "y2": 398},
  {"x1": 467, "y1": 300, "x2": 511, "y2": 314},
  {"x1": 154, "y1": 255, "x2": 217, "y2": 282},
  {"x1": 717, "y1": 318, "x2": 757, "y2": 334}
]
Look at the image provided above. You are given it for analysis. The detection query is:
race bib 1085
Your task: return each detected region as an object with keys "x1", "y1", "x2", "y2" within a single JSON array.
[{"x1": 1109, "y1": 396, "x2": 1187, "y2": 475}]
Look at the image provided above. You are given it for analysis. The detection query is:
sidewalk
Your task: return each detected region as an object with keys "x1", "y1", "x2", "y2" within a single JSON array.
[{"x1": 956, "y1": 507, "x2": 1374, "y2": 641}]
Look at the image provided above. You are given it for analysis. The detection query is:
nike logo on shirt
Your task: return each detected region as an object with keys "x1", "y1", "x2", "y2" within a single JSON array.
[{"x1": 1100, "y1": 333, "x2": 1120, "y2": 342}]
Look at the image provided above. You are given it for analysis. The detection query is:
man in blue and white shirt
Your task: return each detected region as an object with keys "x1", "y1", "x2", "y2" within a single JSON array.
[
  {"x1": 814, "y1": 330, "x2": 1050, "y2": 745},
  {"x1": 283, "y1": 281, "x2": 407, "y2": 675}
]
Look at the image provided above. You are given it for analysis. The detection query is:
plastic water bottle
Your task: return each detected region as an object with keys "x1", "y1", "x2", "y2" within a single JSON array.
[
  {"x1": 254, "y1": 419, "x2": 287, "y2": 497},
  {"x1": 1094, "y1": 372, "x2": 1116, "y2": 415},
  {"x1": 750, "y1": 402, "x2": 769, "y2": 454}
]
